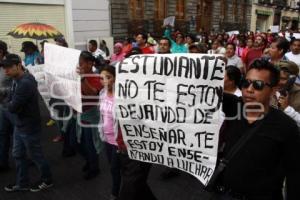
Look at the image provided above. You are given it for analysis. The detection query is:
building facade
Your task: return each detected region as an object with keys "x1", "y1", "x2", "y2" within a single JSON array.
[
  {"x1": 111, "y1": 0, "x2": 300, "y2": 39},
  {"x1": 250, "y1": 0, "x2": 300, "y2": 32},
  {"x1": 111, "y1": 0, "x2": 252, "y2": 39},
  {"x1": 72, "y1": 0, "x2": 112, "y2": 50}
]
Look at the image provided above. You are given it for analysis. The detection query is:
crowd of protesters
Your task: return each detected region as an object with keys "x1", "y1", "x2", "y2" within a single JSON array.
[{"x1": 0, "y1": 24, "x2": 300, "y2": 200}]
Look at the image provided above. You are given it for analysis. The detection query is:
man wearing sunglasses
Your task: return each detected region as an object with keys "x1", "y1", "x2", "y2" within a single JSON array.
[{"x1": 215, "y1": 59, "x2": 300, "y2": 199}]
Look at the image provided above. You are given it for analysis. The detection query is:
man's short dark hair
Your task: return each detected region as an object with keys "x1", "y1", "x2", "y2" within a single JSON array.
[
  {"x1": 0, "y1": 54, "x2": 22, "y2": 68},
  {"x1": 80, "y1": 51, "x2": 96, "y2": 62},
  {"x1": 125, "y1": 47, "x2": 142, "y2": 58},
  {"x1": 226, "y1": 65, "x2": 242, "y2": 87},
  {"x1": 249, "y1": 59, "x2": 280, "y2": 87},
  {"x1": 137, "y1": 33, "x2": 148, "y2": 42},
  {"x1": 274, "y1": 38, "x2": 290, "y2": 55},
  {"x1": 186, "y1": 34, "x2": 196, "y2": 43},
  {"x1": 0, "y1": 40, "x2": 8, "y2": 55},
  {"x1": 226, "y1": 43, "x2": 236, "y2": 51},
  {"x1": 291, "y1": 38, "x2": 300, "y2": 45},
  {"x1": 159, "y1": 37, "x2": 171, "y2": 47},
  {"x1": 89, "y1": 40, "x2": 98, "y2": 48}
]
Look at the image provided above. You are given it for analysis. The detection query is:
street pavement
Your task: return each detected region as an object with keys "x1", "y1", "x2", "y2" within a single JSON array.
[{"x1": 0, "y1": 101, "x2": 211, "y2": 200}]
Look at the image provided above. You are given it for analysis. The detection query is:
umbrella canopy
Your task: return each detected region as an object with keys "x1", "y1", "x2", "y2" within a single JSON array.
[{"x1": 7, "y1": 22, "x2": 63, "y2": 40}]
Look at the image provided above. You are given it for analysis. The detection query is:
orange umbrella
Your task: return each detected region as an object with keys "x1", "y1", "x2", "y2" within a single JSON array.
[{"x1": 7, "y1": 22, "x2": 63, "y2": 40}]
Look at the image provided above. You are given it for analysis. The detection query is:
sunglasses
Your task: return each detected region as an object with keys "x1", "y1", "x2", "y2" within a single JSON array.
[{"x1": 241, "y1": 79, "x2": 272, "y2": 90}]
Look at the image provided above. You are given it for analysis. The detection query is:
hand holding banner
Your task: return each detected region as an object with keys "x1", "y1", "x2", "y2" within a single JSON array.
[
  {"x1": 116, "y1": 54, "x2": 225, "y2": 185},
  {"x1": 44, "y1": 43, "x2": 82, "y2": 113},
  {"x1": 163, "y1": 16, "x2": 175, "y2": 27}
]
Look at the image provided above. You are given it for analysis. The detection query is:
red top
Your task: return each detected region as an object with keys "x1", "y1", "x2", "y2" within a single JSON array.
[
  {"x1": 82, "y1": 75, "x2": 103, "y2": 111},
  {"x1": 141, "y1": 46, "x2": 155, "y2": 54},
  {"x1": 117, "y1": 127, "x2": 127, "y2": 151},
  {"x1": 244, "y1": 47, "x2": 263, "y2": 71},
  {"x1": 122, "y1": 44, "x2": 132, "y2": 55}
]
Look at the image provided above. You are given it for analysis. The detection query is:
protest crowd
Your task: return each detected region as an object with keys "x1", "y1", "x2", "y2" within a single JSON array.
[{"x1": 0, "y1": 24, "x2": 300, "y2": 200}]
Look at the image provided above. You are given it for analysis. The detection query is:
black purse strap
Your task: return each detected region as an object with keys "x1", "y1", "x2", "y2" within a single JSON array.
[
  {"x1": 221, "y1": 118, "x2": 264, "y2": 164},
  {"x1": 206, "y1": 118, "x2": 265, "y2": 189}
]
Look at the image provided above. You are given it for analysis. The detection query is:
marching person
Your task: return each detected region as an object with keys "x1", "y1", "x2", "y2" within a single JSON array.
[
  {"x1": 76, "y1": 51, "x2": 103, "y2": 180},
  {"x1": 212, "y1": 59, "x2": 300, "y2": 199},
  {"x1": 0, "y1": 41, "x2": 13, "y2": 173},
  {"x1": 275, "y1": 60, "x2": 300, "y2": 128},
  {"x1": 1, "y1": 54, "x2": 52, "y2": 192},
  {"x1": 99, "y1": 65, "x2": 121, "y2": 200}
]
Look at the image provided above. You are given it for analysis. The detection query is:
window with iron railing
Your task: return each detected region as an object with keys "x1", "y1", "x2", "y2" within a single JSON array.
[
  {"x1": 155, "y1": 0, "x2": 167, "y2": 19},
  {"x1": 220, "y1": 0, "x2": 227, "y2": 21},
  {"x1": 129, "y1": 0, "x2": 144, "y2": 19},
  {"x1": 258, "y1": 0, "x2": 272, "y2": 4},
  {"x1": 176, "y1": 0, "x2": 185, "y2": 19},
  {"x1": 233, "y1": 0, "x2": 238, "y2": 22}
]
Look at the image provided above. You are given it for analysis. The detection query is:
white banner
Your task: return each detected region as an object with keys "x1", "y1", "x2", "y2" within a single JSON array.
[
  {"x1": 26, "y1": 64, "x2": 51, "y2": 107},
  {"x1": 270, "y1": 25, "x2": 279, "y2": 33},
  {"x1": 293, "y1": 33, "x2": 300, "y2": 39},
  {"x1": 44, "y1": 43, "x2": 82, "y2": 113},
  {"x1": 163, "y1": 16, "x2": 175, "y2": 27},
  {"x1": 116, "y1": 54, "x2": 225, "y2": 185},
  {"x1": 226, "y1": 30, "x2": 239, "y2": 37}
]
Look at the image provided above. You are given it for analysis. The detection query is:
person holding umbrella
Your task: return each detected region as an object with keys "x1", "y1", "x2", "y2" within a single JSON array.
[{"x1": 20, "y1": 41, "x2": 41, "y2": 67}]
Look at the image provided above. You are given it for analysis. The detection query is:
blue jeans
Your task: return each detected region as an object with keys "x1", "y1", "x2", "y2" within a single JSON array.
[
  {"x1": 12, "y1": 129, "x2": 52, "y2": 186},
  {"x1": 0, "y1": 107, "x2": 14, "y2": 167}
]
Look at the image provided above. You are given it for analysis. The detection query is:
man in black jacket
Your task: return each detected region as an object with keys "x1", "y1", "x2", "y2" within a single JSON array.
[
  {"x1": 0, "y1": 54, "x2": 52, "y2": 192},
  {"x1": 215, "y1": 59, "x2": 300, "y2": 200},
  {"x1": 0, "y1": 40, "x2": 13, "y2": 172}
]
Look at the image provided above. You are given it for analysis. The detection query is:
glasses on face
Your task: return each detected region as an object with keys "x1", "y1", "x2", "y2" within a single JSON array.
[{"x1": 241, "y1": 78, "x2": 272, "y2": 91}]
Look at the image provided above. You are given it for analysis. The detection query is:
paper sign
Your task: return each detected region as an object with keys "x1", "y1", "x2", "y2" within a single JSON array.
[
  {"x1": 293, "y1": 33, "x2": 300, "y2": 39},
  {"x1": 226, "y1": 30, "x2": 239, "y2": 36},
  {"x1": 163, "y1": 16, "x2": 175, "y2": 27},
  {"x1": 44, "y1": 43, "x2": 82, "y2": 113},
  {"x1": 116, "y1": 54, "x2": 225, "y2": 185},
  {"x1": 27, "y1": 64, "x2": 54, "y2": 114},
  {"x1": 270, "y1": 25, "x2": 279, "y2": 33}
]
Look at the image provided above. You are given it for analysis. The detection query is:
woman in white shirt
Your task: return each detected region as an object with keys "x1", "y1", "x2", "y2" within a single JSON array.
[{"x1": 224, "y1": 65, "x2": 242, "y2": 97}]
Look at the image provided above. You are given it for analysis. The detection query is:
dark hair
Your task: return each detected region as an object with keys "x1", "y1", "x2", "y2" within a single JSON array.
[
  {"x1": 159, "y1": 37, "x2": 171, "y2": 47},
  {"x1": 100, "y1": 65, "x2": 116, "y2": 77},
  {"x1": 80, "y1": 51, "x2": 96, "y2": 62},
  {"x1": 274, "y1": 38, "x2": 290, "y2": 55},
  {"x1": 291, "y1": 38, "x2": 300, "y2": 45},
  {"x1": 213, "y1": 40, "x2": 221, "y2": 46},
  {"x1": 248, "y1": 59, "x2": 280, "y2": 87},
  {"x1": 226, "y1": 43, "x2": 236, "y2": 51},
  {"x1": 188, "y1": 44, "x2": 199, "y2": 52},
  {"x1": 21, "y1": 41, "x2": 38, "y2": 52},
  {"x1": 137, "y1": 33, "x2": 148, "y2": 42},
  {"x1": 186, "y1": 34, "x2": 196, "y2": 43},
  {"x1": 125, "y1": 47, "x2": 142, "y2": 58},
  {"x1": 197, "y1": 43, "x2": 208, "y2": 53},
  {"x1": 89, "y1": 40, "x2": 98, "y2": 48},
  {"x1": 100, "y1": 40, "x2": 107, "y2": 46},
  {"x1": 54, "y1": 36, "x2": 68, "y2": 47},
  {"x1": 0, "y1": 40, "x2": 8, "y2": 55},
  {"x1": 175, "y1": 32, "x2": 185, "y2": 38},
  {"x1": 226, "y1": 65, "x2": 242, "y2": 87},
  {"x1": 125, "y1": 37, "x2": 133, "y2": 43}
]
